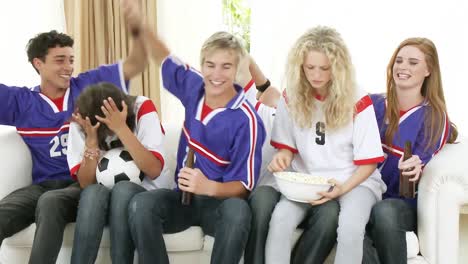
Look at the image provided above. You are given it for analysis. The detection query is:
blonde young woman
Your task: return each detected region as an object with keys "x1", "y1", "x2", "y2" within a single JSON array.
[
  {"x1": 365, "y1": 38, "x2": 458, "y2": 264},
  {"x1": 266, "y1": 26, "x2": 386, "y2": 264}
]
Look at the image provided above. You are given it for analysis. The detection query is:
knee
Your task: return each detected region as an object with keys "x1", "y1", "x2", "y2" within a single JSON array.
[
  {"x1": 311, "y1": 200, "x2": 339, "y2": 229},
  {"x1": 112, "y1": 181, "x2": 143, "y2": 196},
  {"x1": 78, "y1": 184, "x2": 109, "y2": 212},
  {"x1": 370, "y1": 199, "x2": 401, "y2": 229},
  {"x1": 268, "y1": 205, "x2": 297, "y2": 230},
  {"x1": 112, "y1": 181, "x2": 142, "y2": 204},
  {"x1": 249, "y1": 186, "x2": 280, "y2": 223},
  {"x1": 80, "y1": 184, "x2": 110, "y2": 205},
  {"x1": 220, "y1": 198, "x2": 251, "y2": 227},
  {"x1": 337, "y1": 221, "x2": 365, "y2": 245},
  {"x1": 128, "y1": 190, "x2": 168, "y2": 226},
  {"x1": 36, "y1": 192, "x2": 63, "y2": 217}
]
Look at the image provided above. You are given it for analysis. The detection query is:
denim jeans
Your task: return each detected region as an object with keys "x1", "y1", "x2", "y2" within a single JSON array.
[
  {"x1": 245, "y1": 185, "x2": 339, "y2": 264},
  {"x1": 0, "y1": 180, "x2": 80, "y2": 264},
  {"x1": 128, "y1": 189, "x2": 251, "y2": 264},
  {"x1": 71, "y1": 181, "x2": 145, "y2": 264},
  {"x1": 364, "y1": 198, "x2": 417, "y2": 264},
  {"x1": 291, "y1": 199, "x2": 339, "y2": 264},
  {"x1": 245, "y1": 186, "x2": 281, "y2": 264}
]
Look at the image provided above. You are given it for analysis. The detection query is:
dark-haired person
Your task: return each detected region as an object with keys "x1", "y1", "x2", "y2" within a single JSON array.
[
  {"x1": 0, "y1": 7, "x2": 147, "y2": 264},
  {"x1": 67, "y1": 83, "x2": 170, "y2": 264}
]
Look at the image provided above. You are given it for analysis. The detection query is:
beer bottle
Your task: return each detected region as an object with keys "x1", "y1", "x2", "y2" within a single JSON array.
[
  {"x1": 181, "y1": 148, "x2": 195, "y2": 205},
  {"x1": 399, "y1": 141, "x2": 415, "y2": 198}
]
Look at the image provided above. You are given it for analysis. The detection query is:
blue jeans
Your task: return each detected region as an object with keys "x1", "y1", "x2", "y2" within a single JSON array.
[
  {"x1": 364, "y1": 198, "x2": 417, "y2": 264},
  {"x1": 128, "y1": 189, "x2": 251, "y2": 264},
  {"x1": 292, "y1": 199, "x2": 340, "y2": 264},
  {"x1": 71, "y1": 181, "x2": 145, "y2": 264},
  {"x1": 245, "y1": 186, "x2": 280, "y2": 264},
  {"x1": 245, "y1": 185, "x2": 339, "y2": 264},
  {"x1": 0, "y1": 180, "x2": 80, "y2": 264}
]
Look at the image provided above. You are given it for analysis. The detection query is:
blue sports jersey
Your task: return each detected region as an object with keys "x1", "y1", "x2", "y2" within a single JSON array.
[
  {"x1": 371, "y1": 93, "x2": 451, "y2": 204},
  {"x1": 0, "y1": 63, "x2": 127, "y2": 183},
  {"x1": 161, "y1": 55, "x2": 265, "y2": 190}
]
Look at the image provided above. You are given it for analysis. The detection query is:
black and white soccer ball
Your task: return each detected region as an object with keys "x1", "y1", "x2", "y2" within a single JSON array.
[{"x1": 96, "y1": 147, "x2": 144, "y2": 188}]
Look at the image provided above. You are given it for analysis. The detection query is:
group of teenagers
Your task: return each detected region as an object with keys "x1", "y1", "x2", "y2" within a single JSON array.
[{"x1": 0, "y1": 0, "x2": 459, "y2": 264}]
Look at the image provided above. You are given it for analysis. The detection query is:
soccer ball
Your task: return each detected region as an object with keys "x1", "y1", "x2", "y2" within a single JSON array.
[{"x1": 96, "y1": 147, "x2": 144, "y2": 188}]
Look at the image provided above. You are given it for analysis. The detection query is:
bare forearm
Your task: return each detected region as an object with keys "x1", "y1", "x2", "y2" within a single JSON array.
[
  {"x1": 144, "y1": 25, "x2": 170, "y2": 65},
  {"x1": 205, "y1": 181, "x2": 249, "y2": 199},
  {"x1": 77, "y1": 159, "x2": 99, "y2": 188},
  {"x1": 123, "y1": 26, "x2": 148, "y2": 80},
  {"x1": 341, "y1": 164, "x2": 377, "y2": 195},
  {"x1": 249, "y1": 56, "x2": 268, "y2": 86},
  {"x1": 116, "y1": 125, "x2": 162, "y2": 179}
]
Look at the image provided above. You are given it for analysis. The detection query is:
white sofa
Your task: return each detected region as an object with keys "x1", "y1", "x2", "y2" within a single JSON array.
[{"x1": 0, "y1": 122, "x2": 467, "y2": 264}]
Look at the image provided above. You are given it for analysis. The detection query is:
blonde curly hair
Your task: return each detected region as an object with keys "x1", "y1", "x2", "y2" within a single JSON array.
[{"x1": 285, "y1": 26, "x2": 356, "y2": 130}]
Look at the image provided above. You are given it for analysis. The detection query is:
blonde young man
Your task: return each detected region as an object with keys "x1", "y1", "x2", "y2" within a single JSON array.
[{"x1": 125, "y1": 17, "x2": 266, "y2": 264}]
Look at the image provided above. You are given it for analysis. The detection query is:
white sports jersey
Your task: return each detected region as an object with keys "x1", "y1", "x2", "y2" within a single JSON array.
[
  {"x1": 67, "y1": 96, "x2": 172, "y2": 190},
  {"x1": 243, "y1": 80, "x2": 277, "y2": 188},
  {"x1": 271, "y1": 90, "x2": 386, "y2": 198}
]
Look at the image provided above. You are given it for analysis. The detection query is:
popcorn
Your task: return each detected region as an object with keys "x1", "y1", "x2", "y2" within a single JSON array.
[{"x1": 274, "y1": 172, "x2": 328, "y2": 185}]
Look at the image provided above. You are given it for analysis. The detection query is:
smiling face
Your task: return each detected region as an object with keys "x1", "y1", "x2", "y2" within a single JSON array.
[
  {"x1": 302, "y1": 50, "x2": 332, "y2": 96},
  {"x1": 392, "y1": 45, "x2": 430, "y2": 92},
  {"x1": 201, "y1": 48, "x2": 238, "y2": 104},
  {"x1": 34, "y1": 46, "x2": 74, "y2": 92}
]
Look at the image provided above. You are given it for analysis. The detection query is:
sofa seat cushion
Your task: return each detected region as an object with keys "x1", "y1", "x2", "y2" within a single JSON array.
[
  {"x1": 203, "y1": 229, "x2": 421, "y2": 260},
  {"x1": 4, "y1": 224, "x2": 205, "y2": 252}
]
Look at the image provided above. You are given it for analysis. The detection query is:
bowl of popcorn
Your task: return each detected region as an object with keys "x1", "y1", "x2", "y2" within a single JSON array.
[{"x1": 273, "y1": 171, "x2": 332, "y2": 202}]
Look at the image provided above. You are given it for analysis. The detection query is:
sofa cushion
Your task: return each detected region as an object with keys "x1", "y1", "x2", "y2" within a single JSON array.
[
  {"x1": 4, "y1": 224, "x2": 205, "y2": 252},
  {"x1": 203, "y1": 229, "x2": 420, "y2": 260}
]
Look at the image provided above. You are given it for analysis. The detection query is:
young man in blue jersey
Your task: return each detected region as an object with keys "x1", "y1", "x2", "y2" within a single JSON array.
[
  {"x1": 0, "y1": 5, "x2": 147, "y2": 263},
  {"x1": 123, "y1": 9, "x2": 266, "y2": 263}
]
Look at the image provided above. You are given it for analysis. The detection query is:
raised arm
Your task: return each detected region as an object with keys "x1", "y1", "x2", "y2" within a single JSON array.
[
  {"x1": 121, "y1": 0, "x2": 149, "y2": 80},
  {"x1": 248, "y1": 56, "x2": 280, "y2": 107},
  {"x1": 142, "y1": 25, "x2": 171, "y2": 65}
]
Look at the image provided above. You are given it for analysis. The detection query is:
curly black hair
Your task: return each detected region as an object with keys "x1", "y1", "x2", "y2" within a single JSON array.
[
  {"x1": 76, "y1": 82, "x2": 137, "y2": 150},
  {"x1": 26, "y1": 30, "x2": 74, "y2": 73}
]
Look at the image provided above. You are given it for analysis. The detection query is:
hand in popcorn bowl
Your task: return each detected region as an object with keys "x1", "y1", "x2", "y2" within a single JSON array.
[{"x1": 273, "y1": 171, "x2": 333, "y2": 203}]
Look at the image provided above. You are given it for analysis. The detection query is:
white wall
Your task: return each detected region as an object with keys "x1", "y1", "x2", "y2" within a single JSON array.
[
  {"x1": 0, "y1": 0, "x2": 65, "y2": 87},
  {"x1": 2, "y1": 0, "x2": 465, "y2": 134},
  {"x1": 157, "y1": 0, "x2": 223, "y2": 123},
  {"x1": 251, "y1": 0, "x2": 468, "y2": 135}
]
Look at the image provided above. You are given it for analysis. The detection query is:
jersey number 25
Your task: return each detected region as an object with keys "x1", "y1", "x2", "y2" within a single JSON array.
[{"x1": 50, "y1": 134, "x2": 68, "y2": 157}]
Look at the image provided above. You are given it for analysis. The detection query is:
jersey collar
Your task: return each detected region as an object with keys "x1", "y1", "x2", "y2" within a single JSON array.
[
  {"x1": 225, "y1": 83, "x2": 247, "y2": 110},
  {"x1": 33, "y1": 86, "x2": 71, "y2": 113}
]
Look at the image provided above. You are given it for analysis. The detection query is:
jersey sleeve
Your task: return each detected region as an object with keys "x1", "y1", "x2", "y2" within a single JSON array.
[
  {"x1": 161, "y1": 55, "x2": 204, "y2": 105},
  {"x1": 71, "y1": 61, "x2": 129, "y2": 94},
  {"x1": 243, "y1": 79, "x2": 257, "y2": 105},
  {"x1": 369, "y1": 93, "x2": 386, "y2": 129},
  {"x1": 414, "y1": 111, "x2": 451, "y2": 165},
  {"x1": 270, "y1": 96, "x2": 298, "y2": 153},
  {"x1": 0, "y1": 84, "x2": 27, "y2": 125},
  {"x1": 353, "y1": 94, "x2": 385, "y2": 165},
  {"x1": 66, "y1": 122, "x2": 86, "y2": 179},
  {"x1": 223, "y1": 106, "x2": 266, "y2": 190},
  {"x1": 135, "y1": 98, "x2": 166, "y2": 169}
]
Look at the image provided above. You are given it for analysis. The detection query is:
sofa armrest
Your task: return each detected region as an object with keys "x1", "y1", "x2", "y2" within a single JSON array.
[
  {"x1": 0, "y1": 125, "x2": 32, "y2": 199},
  {"x1": 417, "y1": 137, "x2": 468, "y2": 264}
]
